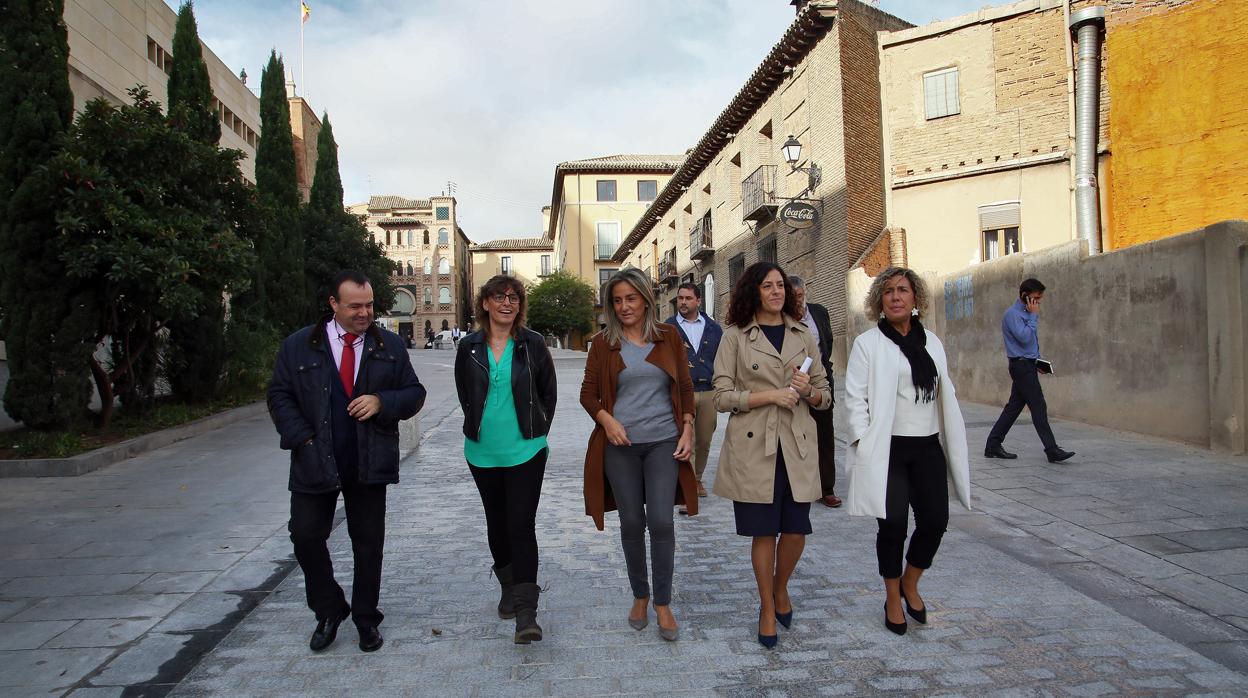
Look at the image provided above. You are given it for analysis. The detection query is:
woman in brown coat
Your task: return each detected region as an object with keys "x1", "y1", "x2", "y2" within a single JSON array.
[
  {"x1": 713, "y1": 262, "x2": 831, "y2": 649},
  {"x1": 581, "y1": 268, "x2": 697, "y2": 641}
]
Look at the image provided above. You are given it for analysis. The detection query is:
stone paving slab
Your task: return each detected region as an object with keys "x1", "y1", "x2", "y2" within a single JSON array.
[{"x1": 172, "y1": 357, "x2": 1248, "y2": 696}]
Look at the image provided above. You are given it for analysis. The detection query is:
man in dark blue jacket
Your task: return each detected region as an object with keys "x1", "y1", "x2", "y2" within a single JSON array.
[
  {"x1": 268, "y1": 271, "x2": 426, "y2": 653},
  {"x1": 665, "y1": 282, "x2": 722, "y2": 499}
]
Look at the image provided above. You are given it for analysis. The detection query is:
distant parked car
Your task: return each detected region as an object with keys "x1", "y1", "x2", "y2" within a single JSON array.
[{"x1": 433, "y1": 330, "x2": 455, "y2": 349}]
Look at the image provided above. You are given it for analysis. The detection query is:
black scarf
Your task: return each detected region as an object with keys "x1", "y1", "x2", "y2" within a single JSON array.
[{"x1": 878, "y1": 317, "x2": 938, "y2": 403}]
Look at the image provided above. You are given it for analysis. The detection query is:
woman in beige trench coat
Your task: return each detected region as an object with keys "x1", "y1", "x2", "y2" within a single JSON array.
[{"x1": 712, "y1": 262, "x2": 832, "y2": 649}]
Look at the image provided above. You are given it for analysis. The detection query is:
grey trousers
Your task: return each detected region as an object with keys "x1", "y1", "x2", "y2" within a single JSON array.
[{"x1": 604, "y1": 438, "x2": 679, "y2": 606}]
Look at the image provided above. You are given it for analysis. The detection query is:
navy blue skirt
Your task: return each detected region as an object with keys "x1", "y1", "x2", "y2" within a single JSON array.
[{"x1": 732, "y1": 447, "x2": 813, "y2": 537}]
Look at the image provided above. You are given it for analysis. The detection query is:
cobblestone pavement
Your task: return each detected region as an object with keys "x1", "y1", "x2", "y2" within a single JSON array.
[{"x1": 163, "y1": 351, "x2": 1247, "y2": 697}]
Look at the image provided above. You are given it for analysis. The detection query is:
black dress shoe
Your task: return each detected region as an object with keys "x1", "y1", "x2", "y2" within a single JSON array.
[
  {"x1": 984, "y1": 444, "x2": 1018, "y2": 459},
  {"x1": 309, "y1": 607, "x2": 350, "y2": 651},
  {"x1": 1046, "y1": 448, "x2": 1075, "y2": 463},
  {"x1": 358, "y1": 625, "x2": 383, "y2": 652}
]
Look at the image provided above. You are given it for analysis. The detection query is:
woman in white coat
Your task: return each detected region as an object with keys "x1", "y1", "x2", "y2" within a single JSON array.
[{"x1": 844, "y1": 267, "x2": 970, "y2": 636}]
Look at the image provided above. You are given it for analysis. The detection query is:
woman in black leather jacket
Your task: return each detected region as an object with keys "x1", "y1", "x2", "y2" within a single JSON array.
[{"x1": 454, "y1": 275, "x2": 556, "y2": 643}]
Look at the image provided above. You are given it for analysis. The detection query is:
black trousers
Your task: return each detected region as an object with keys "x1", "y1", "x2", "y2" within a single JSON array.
[
  {"x1": 469, "y1": 448, "x2": 547, "y2": 584},
  {"x1": 289, "y1": 480, "x2": 387, "y2": 628},
  {"x1": 876, "y1": 435, "x2": 949, "y2": 579},
  {"x1": 987, "y1": 358, "x2": 1058, "y2": 452},
  {"x1": 812, "y1": 401, "x2": 837, "y2": 496}
]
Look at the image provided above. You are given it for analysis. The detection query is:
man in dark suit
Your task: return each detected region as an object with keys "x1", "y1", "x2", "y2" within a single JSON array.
[
  {"x1": 790, "y1": 276, "x2": 840, "y2": 508},
  {"x1": 664, "y1": 282, "x2": 723, "y2": 501},
  {"x1": 268, "y1": 271, "x2": 427, "y2": 653}
]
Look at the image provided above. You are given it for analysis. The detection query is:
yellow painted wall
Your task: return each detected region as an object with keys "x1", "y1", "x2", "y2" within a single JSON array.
[{"x1": 1106, "y1": 0, "x2": 1248, "y2": 249}]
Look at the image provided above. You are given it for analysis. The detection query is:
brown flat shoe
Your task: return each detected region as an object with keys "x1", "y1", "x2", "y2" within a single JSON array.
[{"x1": 821, "y1": 495, "x2": 842, "y2": 508}]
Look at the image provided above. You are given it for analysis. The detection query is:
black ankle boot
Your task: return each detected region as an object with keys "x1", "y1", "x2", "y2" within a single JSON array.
[
  {"x1": 493, "y1": 565, "x2": 516, "y2": 620},
  {"x1": 513, "y1": 582, "x2": 543, "y2": 644}
]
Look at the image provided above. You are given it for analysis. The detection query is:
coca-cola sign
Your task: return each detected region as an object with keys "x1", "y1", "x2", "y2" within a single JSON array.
[{"x1": 780, "y1": 200, "x2": 818, "y2": 230}]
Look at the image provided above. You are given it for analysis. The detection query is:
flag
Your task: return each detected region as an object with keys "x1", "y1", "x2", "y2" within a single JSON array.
[{"x1": 301, "y1": 1, "x2": 310, "y2": 24}]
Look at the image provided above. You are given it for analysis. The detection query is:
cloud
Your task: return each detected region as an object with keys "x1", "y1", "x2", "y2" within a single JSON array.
[{"x1": 175, "y1": 0, "x2": 988, "y2": 240}]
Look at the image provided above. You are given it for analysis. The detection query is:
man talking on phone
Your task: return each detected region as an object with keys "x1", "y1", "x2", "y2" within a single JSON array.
[{"x1": 984, "y1": 278, "x2": 1075, "y2": 463}]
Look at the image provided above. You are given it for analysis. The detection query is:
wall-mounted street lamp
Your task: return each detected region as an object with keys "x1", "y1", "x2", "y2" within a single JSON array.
[{"x1": 781, "y1": 134, "x2": 821, "y2": 196}]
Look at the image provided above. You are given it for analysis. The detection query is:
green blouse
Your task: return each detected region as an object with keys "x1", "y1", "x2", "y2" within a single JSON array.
[{"x1": 464, "y1": 338, "x2": 548, "y2": 468}]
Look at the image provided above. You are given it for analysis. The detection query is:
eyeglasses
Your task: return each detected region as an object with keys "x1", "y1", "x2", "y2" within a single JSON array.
[{"x1": 491, "y1": 293, "x2": 521, "y2": 305}]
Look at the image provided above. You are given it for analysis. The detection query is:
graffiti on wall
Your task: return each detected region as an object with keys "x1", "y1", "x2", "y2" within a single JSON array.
[{"x1": 944, "y1": 274, "x2": 974, "y2": 322}]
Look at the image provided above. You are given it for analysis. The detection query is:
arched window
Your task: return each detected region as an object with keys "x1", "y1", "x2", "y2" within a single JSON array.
[
  {"x1": 423, "y1": 258, "x2": 432, "y2": 275},
  {"x1": 407, "y1": 230, "x2": 414, "y2": 246},
  {"x1": 438, "y1": 258, "x2": 451, "y2": 275},
  {"x1": 423, "y1": 230, "x2": 429, "y2": 245},
  {"x1": 406, "y1": 262, "x2": 414, "y2": 275},
  {"x1": 423, "y1": 287, "x2": 432, "y2": 305},
  {"x1": 439, "y1": 286, "x2": 451, "y2": 304},
  {"x1": 438, "y1": 228, "x2": 449, "y2": 244}
]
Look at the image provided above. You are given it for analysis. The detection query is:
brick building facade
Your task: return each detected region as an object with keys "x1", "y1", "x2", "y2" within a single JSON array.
[
  {"x1": 347, "y1": 196, "x2": 472, "y2": 344},
  {"x1": 615, "y1": 0, "x2": 910, "y2": 369}
]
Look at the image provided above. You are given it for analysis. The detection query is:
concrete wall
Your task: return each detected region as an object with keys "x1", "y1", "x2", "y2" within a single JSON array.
[{"x1": 846, "y1": 220, "x2": 1248, "y2": 452}]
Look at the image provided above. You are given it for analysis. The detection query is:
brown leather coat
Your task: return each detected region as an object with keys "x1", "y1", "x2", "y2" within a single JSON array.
[{"x1": 580, "y1": 323, "x2": 699, "y2": 530}]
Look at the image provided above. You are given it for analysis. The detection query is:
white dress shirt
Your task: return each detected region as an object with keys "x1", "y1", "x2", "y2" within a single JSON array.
[
  {"x1": 326, "y1": 319, "x2": 364, "y2": 385},
  {"x1": 799, "y1": 305, "x2": 821, "y2": 348},
  {"x1": 892, "y1": 358, "x2": 940, "y2": 436},
  {"x1": 676, "y1": 313, "x2": 705, "y2": 349}
]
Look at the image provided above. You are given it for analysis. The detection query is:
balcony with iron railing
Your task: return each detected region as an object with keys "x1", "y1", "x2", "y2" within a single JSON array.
[
  {"x1": 742, "y1": 164, "x2": 779, "y2": 222},
  {"x1": 690, "y1": 217, "x2": 714, "y2": 260},
  {"x1": 658, "y1": 249, "x2": 678, "y2": 285},
  {"x1": 595, "y1": 243, "x2": 619, "y2": 260}
]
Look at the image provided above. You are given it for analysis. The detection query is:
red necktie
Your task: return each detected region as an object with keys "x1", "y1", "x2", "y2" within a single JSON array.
[{"x1": 339, "y1": 333, "x2": 357, "y2": 398}]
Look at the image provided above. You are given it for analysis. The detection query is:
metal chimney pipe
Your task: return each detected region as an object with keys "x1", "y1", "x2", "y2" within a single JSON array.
[{"x1": 1070, "y1": 7, "x2": 1106, "y2": 254}]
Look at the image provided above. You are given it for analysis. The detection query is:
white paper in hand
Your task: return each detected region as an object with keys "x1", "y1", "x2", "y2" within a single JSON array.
[{"x1": 798, "y1": 356, "x2": 813, "y2": 374}]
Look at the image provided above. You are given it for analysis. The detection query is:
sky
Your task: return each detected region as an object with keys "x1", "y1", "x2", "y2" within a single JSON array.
[{"x1": 173, "y1": 0, "x2": 994, "y2": 241}]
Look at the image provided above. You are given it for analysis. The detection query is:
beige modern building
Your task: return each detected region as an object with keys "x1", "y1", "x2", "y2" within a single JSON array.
[
  {"x1": 64, "y1": 0, "x2": 261, "y2": 181},
  {"x1": 546, "y1": 155, "x2": 683, "y2": 345},
  {"x1": 470, "y1": 237, "x2": 554, "y2": 298},
  {"x1": 347, "y1": 196, "x2": 473, "y2": 343},
  {"x1": 615, "y1": 0, "x2": 910, "y2": 369}
]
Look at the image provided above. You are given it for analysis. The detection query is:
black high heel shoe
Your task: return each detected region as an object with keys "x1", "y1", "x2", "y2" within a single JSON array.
[
  {"x1": 900, "y1": 590, "x2": 927, "y2": 625},
  {"x1": 775, "y1": 607, "x2": 793, "y2": 630},
  {"x1": 884, "y1": 602, "x2": 907, "y2": 636},
  {"x1": 757, "y1": 609, "x2": 778, "y2": 649}
]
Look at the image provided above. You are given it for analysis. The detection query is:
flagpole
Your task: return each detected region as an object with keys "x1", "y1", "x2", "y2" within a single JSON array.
[{"x1": 299, "y1": 0, "x2": 304, "y2": 96}]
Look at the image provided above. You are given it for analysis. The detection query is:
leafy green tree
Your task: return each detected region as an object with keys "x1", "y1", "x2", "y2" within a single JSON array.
[
  {"x1": 48, "y1": 88, "x2": 254, "y2": 426},
  {"x1": 166, "y1": 1, "x2": 219, "y2": 144},
  {"x1": 0, "y1": 0, "x2": 97, "y2": 429},
  {"x1": 301, "y1": 113, "x2": 394, "y2": 321},
  {"x1": 254, "y1": 50, "x2": 304, "y2": 332},
  {"x1": 164, "y1": 0, "x2": 229, "y2": 402},
  {"x1": 526, "y1": 269, "x2": 596, "y2": 345}
]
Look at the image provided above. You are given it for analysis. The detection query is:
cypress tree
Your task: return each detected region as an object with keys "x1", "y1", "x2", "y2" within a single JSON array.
[
  {"x1": 164, "y1": 0, "x2": 227, "y2": 402},
  {"x1": 307, "y1": 113, "x2": 343, "y2": 216},
  {"x1": 166, "y1": 1, "x2": 219, "y2": 144},
  {"x1": 0, "y1": 0, "x2": 97, "y2": 429},
  {"x1": 301, "y1": 113, "x2": 395, "y2": 321},
  {"x1": 255, "y1": 50, "x2": 304, "y2": 332}
]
